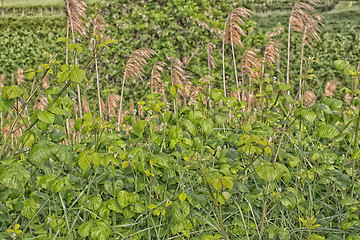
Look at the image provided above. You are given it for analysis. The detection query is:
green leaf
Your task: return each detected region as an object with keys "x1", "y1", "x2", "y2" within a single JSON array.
[
  {"x1": 90, "y1": 152, "x2": 101, "y2": 167},
  {"x1": 170, "y1": 86, "x2": 177, "y2": 97},
  {"x1": 78, "y1": 151, "x2": 92, "y2": 171},
  {"x1": 90, "y1": 226, "x2": 110, "y2": 240},
  {"x1": 28, "y1": 141, "x2": 54, "y2": 166},
  {"x1": 300, "y1": 108, "x2": 317, "y2": 122},
  {"x1": 37, "y1": 111, "x2": 55, "y2": 124},
  {"x1": 254, "y1": 160, "x2": 277, "y2": 182},
  {"x1": 278, "y1": 83, "x2": 292, "y2": 92},
  {"x1": 88, "y1": 196, "x2": 103, "y2": 210},
  {"x1": 179, "y1": 192, "x2": 187, "y2": 202},
  {"x1": 215, "y1": 115, "x2": 226, "y2": 126},
  {"x1": 0, "y1": 163, "x2": 30, "y2": 190},
  {"x1": 117, "y1": 190, "x2": 131, "y2": 208},
  {"x1": 56, "y1": 37, "x2": 70, "y2": 43},
  {"x1": 2, "y1": 85, "x2": 23, "y2": 99},
  {"x1": 212, "y1": 178, "x2": 222, "y2": 191},
  {"x1": 317, "y1": 124, "x2": 339, "y2": 138},
  {"x1": 21, "y1": 198, "x2": 39, "y2": 219},
  {"x1": 48, "y1": 106, "x2": 71, "y2": 117},
  {"x1": 201, "y1": 119, "x2": 214, "y2": 135},
  {"x1": 70, "y1": 68, "x2": 86, "y2": 83},
  {"x1": 26, "y1": 71, "x2": 36, "y2": 79},
  {"x1": 169, "y1": 126, "x2": 182, "y2": 140},
  {"x1": 351, "y1": 149, "x2": 360, "y2": 159},
  {"x1": 221, "y1": 176, "x2": 233, "y2": 190},
  {"x1": 339, "y1": 198, "x2": 359, "y2": 206},
  {"x1": 210, "y1": 89, "x2": 223, "y2": 103},
  {"x1": 133, "y1": 120, "x2": 147, "y2": 137},
  {"x1": 181, "y1": 119, "x2": 196, "y2": 135},
  {"x1": 78, "y1": 220, "x2": 94, "y2": 238}
]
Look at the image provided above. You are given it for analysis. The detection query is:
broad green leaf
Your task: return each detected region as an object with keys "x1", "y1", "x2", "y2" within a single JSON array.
[
  {"x1": 0, "y1": 163, "x2": 30, "y2": 190},
  {"x1": 215, "y1": 115, "x2": 226, "y2": 126},
  {"x1": 278, "y1": 83, "x2": 292, "y2": 92},
  {"x1": 212, "y1": 178, "x2": 222, "y2": 191},
  {"x1": 48, "y1": 106, "x2": 71, "y2": 117},
  {"x1": 133, "y1": 120, "x2": 147, "y2": 137},
  {"x1": 90, "y1": 152, "x2": 101, "y2": 167},
  {"x1": 78, "y1": 220, "x2": 94, "y2": 238},
  {"x1": 210, "y1": 89, "x2": 223, "y2": 103},
  {"x1": 88, "y1": 195, "x2": 103, "y2": 210},
  {"x1": 117, "y1": 190, "x2": 131, "y2": 208},
  {"x1": 37, "y1": 111, "x2": 55, "y2": 124},
  {"x1": 351, "y1": 149, "x2": 360, "y2": 159},
  {"x1": 201, "y1": 119, "x2": 214, "y2": 135},
  {"x1": 221, "y1": 176, "x2": 233, "y2": 190},
  {"x1": 21, "y1": 198, "x2": 39, "y2": 219},
  {"x1": 2, "y1": 85, "x2": 23, "y2": 99},
  {"x1": 339, "y1": 198, "x2": 359, "y2": 206},
  {"x1": 254, "y1": 160, "x2": 277, "y2": 182},
  {"x1": 170, "y1": 86, "x2": 177, "y2": 97},
  {"x1": 169, "y1": 126, "x2": 182, "y2": 140},
  {"x1": 28, "y1": 141, "x2": 54, "y2": 166},
  {"x1": 90, "y1": 226, "x2": 110, "y2": 240},
  {"x1": 70, "y1": 68, "x2": 86, "y2": 83},
  {"x1": 179, "y1": 192, "x2": 187, "y2": 202},
  {"x1": 78, "y1": 151, "x2": 91, "y2": 171},
  {"x1": 300, "y1": 108, "x2": 317, "y2": 122},
  {"x1": 181, "y1": 119, "x2": 196, "y2": 135},
  {"x1": 187, "y1": 110, "x2": 203, "y2": 124},
  {"x1": 317, "y1": 124, "x2": 339, "y2": 138}
]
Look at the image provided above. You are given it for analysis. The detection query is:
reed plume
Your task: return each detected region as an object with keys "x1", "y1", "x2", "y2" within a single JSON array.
[
  {"x1": 324, "y1": 80, "x2": 338, "y2": 98},
  {"x1": 241, "y1": 48, "x2": 259, "y2": 101},
  {"x1": 266, "y1": 25, "x2": 285, "y2": 38},
  {"x1": 65, "y1": 0, "x2": 87, "y2": 35},
  {"x1": 106, "y1": 93, "x2": 121, "y2": 118},
  {"x1": 0, "y1": 74, "x2": 4, "y2": 92},
  {"x1": 303, "y1": 90, "x2": 316, "y2": 106},
  {"x1": 118, "y1": 48, "x2": 156, "y2": 126},
  {"x1": 168, "y1": 56, "x2": 187, "y2": 86},
  {"x1": 149, "y1": 61, "x2": 166, "y2": 94},
  {"x1": 222, "y1": 7, "x2": 253, "y2": 98},
  {"x1": 17, "y1": 68, "x2": 25, "y2": 86},
  {"x1": 82, "y1": 96, "x2": 90, "y2": 113},
  {"x1": 33, "y1": 95, "x2": 48, "y2": 111},
  {"x1": 286, "y1": 0, "x2": 321, "y2": 86}
]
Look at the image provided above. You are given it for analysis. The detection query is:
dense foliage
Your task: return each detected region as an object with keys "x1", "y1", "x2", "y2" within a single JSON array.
[{"x1": 0, "y1": 0, "x2": 360, "y2": 239}]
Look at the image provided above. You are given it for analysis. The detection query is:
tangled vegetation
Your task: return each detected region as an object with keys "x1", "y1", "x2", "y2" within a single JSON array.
[{"x1": 0, "y1": 0, "x2": 360, "y2": 239}]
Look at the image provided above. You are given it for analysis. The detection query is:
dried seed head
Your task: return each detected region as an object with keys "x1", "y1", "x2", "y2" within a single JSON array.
[
  {"x1": 324, "y1": 80, "x2": 338, "y2": 97},
  {"x1": 303, "y1": 90, "x2": 316, "y2": 106},
  {"x1": 17, "y1": 68, "x2": 25, "y2": 86},
  {"x1": 224, "y1": 7, "x2": 253, "y2": 47},
  {"x1": 65, "y1": 0, "x2": 87, "y2": 35},
  {"x1": 82, "y1": 96, "x2": 90, "y2": 113}
]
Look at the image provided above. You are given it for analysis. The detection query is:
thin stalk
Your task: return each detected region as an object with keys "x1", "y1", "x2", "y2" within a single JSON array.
[
  {"x1": 351, "y1": 108, "x2": 360, "y2": 197},
  {"x1": 299, "y1": 27, "x2": 306, "y2": 100},
  {"x1": 222, "y1": 35, "x2": 227, "y2": 97},
  {"x1": 230, "y1": 38, "x2": 241, "y2": 100},
  {"x1": 117, "y1": 75, "x2": 126, "y2": 128}
]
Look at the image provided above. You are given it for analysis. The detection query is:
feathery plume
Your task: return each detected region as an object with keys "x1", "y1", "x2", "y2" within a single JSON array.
[
  {"x1": 264, "y1": 39, "x2": 281, "y2": 67},
  {"x1": 17, "y1": 68, "x2": 25, "y2": 86},
  {"x1": 224, "y1": 7, "x2": 253, "y2": 47},
  {"x1": 303, "y1": 90, "x2": 316, "y2": 106},
  {"x1": 82, "y1": 96, "x2": 90, "y2": 113},
  {"x1": 149, "y1": 61, "x2": 166, "y2": 93},
  {"x1": 168, "y1": 56, "x2": 188, "y2": 85},
  {"x1": 34, "y1": 95, "x2": 48, "y2": 111},
  {"x1": 324, "y1": 80, "x2": 338, "y2": 98},
  {"x1": 65, "y1": 0, "x2": 87, "y2": 35},
  {"x1": 106, "y1": 94, "x2": 121, "y2": 118},
  {"x1": 207, "y1": 42, "x2": 216, "y2": 70},
  {"x1": 266, "y1": 25, "x2": 285, "y2": 38}
]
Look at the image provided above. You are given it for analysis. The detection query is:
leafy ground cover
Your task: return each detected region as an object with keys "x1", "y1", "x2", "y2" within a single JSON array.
[
  {"x1": 1, "y1": 0, "x2": 98, "y2": 8},
  {"x1": 0, "y1": 0, "x2": 360, "y2": 239}
]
